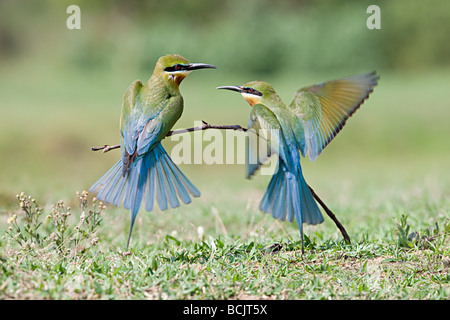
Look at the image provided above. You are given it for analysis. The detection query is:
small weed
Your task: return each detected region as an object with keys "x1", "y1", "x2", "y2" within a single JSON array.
[
  {"x1": 396, "y1": 214, "x2": 450, "y2": 251},
  {"x1": 4, "y1": 191, "x2": 104, "y2": 258}
]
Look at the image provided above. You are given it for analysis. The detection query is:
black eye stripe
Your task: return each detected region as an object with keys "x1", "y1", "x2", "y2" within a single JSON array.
[
  {"x1": 243, "y1": 87, "x2": 263, "y2": 96},
  {"x1": 164, "y1": 64, "x2": 187, "y2": 72}
]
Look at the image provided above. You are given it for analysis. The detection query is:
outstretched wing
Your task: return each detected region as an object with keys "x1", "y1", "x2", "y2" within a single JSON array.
[
  {"x1": 246, "y1": 104, "x2": 286, "y2": 178},
  {"x1": 288, "y1": 72, "x2": 379, "y2": 161}
]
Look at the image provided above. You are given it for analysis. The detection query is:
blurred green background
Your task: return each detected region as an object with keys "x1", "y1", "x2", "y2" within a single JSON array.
[{"x1": 0, "y1": 0, "x2": 449, "y2": 220}]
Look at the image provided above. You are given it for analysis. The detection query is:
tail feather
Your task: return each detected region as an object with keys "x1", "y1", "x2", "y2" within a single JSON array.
[
  {"x1": 260, "y1": 169, "x2": 279, "y2": 213},
  {"x1": 273, "y1": 172, "x2": 287, "y2": 221},
  {"x1": 285, "y1": 180, "x2": 294, "y2": 223},
  {"x1": 123, "y1": 160, "x2": 140, "y2": 210},
  {"x1": 162, "y1": 156, "x2": 191, "y2": 204},
  {"x1": 163, "y1": 158, "x2": 180, "y2": 208},
  {"x1": 164, "y1": 155, "x2": 200, "y2": 198},
  {"x1": 290, "y1": 176, "x2": 304, "y2": 252},
  {"x1": 89, "y1": 142, "x2": 200, "y2": 248},
  {"x1": 145, "y1": 157, "x2": 156, "y2": 211},
  {"x1": 155, "y1": 155, "x2": 169, "y2": 210},
  {"x1": 269, "y1": 172, "x2": 283, "y2": 217},
  {"x1": 112, "y1": 173, "x2": 128, "y2": 207},
  {"x1": 299, "y1": 174, "x2": 323, "y2": 225},
  {"x1": 92, "y1": 160, "x2": 121, "y2": 199},
  {"x1": 259, "y1": 161, "x2": 324, "y2": 253}
]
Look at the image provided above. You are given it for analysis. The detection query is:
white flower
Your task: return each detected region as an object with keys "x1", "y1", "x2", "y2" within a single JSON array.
[{"x1": 7, "y1": 214, "x2": 16, "y2": 224}]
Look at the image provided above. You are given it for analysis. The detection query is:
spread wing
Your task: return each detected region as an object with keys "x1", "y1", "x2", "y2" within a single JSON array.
[
  {"x1": 246, "y1": 104, "x2": 286, "y2": 178},
  {"x1": 288, "y1": 71, "x2": 379, "y2": 161}
]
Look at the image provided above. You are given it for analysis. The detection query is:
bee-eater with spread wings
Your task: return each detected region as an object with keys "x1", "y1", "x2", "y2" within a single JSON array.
[
  {"x1": 217, "y1": 72, "x2": 379, "y2": 253},
  {"x1": 90, "y1": 54, "x2": 216, "y2": 248}
]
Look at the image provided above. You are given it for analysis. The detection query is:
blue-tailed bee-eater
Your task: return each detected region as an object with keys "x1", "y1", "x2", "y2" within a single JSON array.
[
  {"x1": 90, "y1": 54, "x2": 216, "y2": 248},
  {"x1": 217, "y1": 72, "x2": 379, "y2": 253}
]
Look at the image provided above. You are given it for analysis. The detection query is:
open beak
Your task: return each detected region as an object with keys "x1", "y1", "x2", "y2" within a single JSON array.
[
  {"x1": 216, "y1": 85, "x2": 243, "y2": 93},
  {"x1": 187, "y1": 63, "x2": 217, "y2": 70}
]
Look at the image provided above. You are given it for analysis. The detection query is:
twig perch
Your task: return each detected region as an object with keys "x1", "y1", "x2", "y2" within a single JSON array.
[
  {"x1": 91, "y1": 144, "x2": 120, "y2": 152},
  {"x1": 167, "y1": 120, "x2": 247, "y2": 137},
  {"x1": 308, "y1": 185, "x2": 351, "y2": 244},
  {"x1": 90, "y1": 120, "x2": 246, "y2": 153},
  {"x1": 90, "y1": 119, "x2": 350, "y2": 244}
]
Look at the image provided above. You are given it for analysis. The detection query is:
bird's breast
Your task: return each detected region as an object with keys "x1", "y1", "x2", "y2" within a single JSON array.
[{"x1": 242, "y1": 93, "x2": 261, "y2": 106}]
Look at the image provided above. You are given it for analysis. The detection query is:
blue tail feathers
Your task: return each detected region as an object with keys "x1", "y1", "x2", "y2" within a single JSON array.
[
  {"x1": 89, "y1": 142, "x2": 200, "y2": 247},
  {"x1": 259, "y1": 161, "x2": 323, "y2": 252}
]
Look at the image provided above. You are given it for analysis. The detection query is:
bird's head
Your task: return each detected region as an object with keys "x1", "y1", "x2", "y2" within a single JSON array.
[
  {"x1": 157, "y1": 54, "x2": 216, "y2": 87},
  {"x1": 216, "y1": 81, "x2": 276, "y2": 106}
]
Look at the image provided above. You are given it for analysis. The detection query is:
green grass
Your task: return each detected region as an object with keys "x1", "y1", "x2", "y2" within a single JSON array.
[
  {"x1": 1, "y1": 188, "x2": 449, "y2": 300},
  {"x1": 0, "y1": 63, "x2": 449, "y2": 299}
]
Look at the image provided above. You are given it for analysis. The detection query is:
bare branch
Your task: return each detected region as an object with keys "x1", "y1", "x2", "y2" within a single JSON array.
[
  {"x1": 308, "y1": 185, "x2": 351, "y2": 244},
  {"x1": 91, "y1": 144, "x2": 120, "y2": 153},
  {"x1": 166, "y1": 120, "x2": 247, "y2": 137},
  {"x1": 91, "y1": 120, "x2": 246, "y2": 153}
]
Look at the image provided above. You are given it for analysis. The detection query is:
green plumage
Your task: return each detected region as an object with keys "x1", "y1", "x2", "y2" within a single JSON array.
[
  {"x1": 90, "y1": 54, "x2": 216, "y2": 248},
  {"x1": 217, "y1": 72, "x2": 379, "y2": 253}
]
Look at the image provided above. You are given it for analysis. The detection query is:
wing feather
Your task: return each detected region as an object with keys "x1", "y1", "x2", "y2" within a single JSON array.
[
  {"x1": 120, "y1": 80, "x2": 170, "y2": 173},
  {"x1": 289, "y1": 72, "x2": 379, "y2": 161}
]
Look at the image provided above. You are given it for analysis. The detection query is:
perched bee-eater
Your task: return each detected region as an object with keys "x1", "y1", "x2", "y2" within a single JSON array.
[
  {"x1": 217, "y1": 72, "x2": 379, "y2": 253},
  {"x1": 90, "y1": 54, "x2": 216, "y2": 248}
]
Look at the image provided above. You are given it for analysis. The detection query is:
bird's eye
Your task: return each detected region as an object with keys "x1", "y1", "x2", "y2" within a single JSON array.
[
  {"x1": 165, "y1": 64, "x2": 185, "y2": 72},
  {"x1": 243, "y1": 87, "x2": 262, "y2": 96}
]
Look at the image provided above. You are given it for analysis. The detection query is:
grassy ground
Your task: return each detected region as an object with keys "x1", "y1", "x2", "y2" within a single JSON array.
[
  {"x1": 1, "y1": 184, "x2": 449, "y2": 300},
  {"x1": 0, "y1": 66, "x2": 449, "y2": 300}
]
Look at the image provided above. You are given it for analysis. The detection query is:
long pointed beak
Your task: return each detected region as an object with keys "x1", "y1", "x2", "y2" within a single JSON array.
[
  {"x1": 216, "y1": 85, "x2": 243, "y2": 93},
  {"x1": 187, "y1": 63, "x2": 216, "y2": 71}
]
